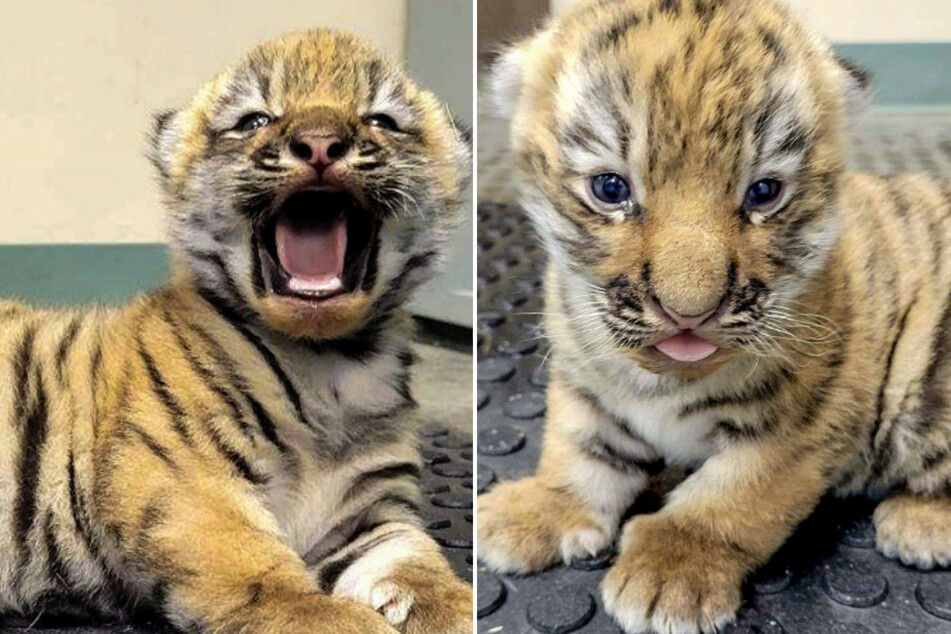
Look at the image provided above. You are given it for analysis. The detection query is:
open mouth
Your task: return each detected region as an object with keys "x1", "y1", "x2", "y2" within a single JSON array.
[
  {"x1": 654, "y1": 332, "x2": 719, "y2": 363},
  {"x1": 256, "y1": 190, "x2": 377, "y2": 302}
]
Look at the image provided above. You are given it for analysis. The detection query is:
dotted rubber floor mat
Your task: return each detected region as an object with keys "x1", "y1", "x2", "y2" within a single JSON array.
[
  {"x1": 476, "y1": 114, "x2": 951, "y2": 634},
  {"x1": 0, "y1": 427, "x2": 473, "y2": 633}
]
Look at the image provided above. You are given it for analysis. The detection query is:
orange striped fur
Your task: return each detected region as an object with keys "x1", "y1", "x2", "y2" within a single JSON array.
[
  {"x1": 0, "y1": 30, "x2": 471, "y2": 634},
  {"x1": 477, "y1": 1, "x2": 951, "y2": 633}
]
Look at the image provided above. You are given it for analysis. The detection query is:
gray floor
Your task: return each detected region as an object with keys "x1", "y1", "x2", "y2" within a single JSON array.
[{"x1": 414, "y1": 343, "x2": 473, "y2": 435}]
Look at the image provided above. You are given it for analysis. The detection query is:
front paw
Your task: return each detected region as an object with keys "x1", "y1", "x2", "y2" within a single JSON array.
[
  {"x1": 333, "y1": 552, "x2": 471, "y2": 633},
  {"x1": 398, "y1": 575, "x2": 472, "y2": 634},
  {"x1": 224, "y1": 591, "x2": 401, "y2": 634},
  {"x1": 335, "y1": 577, "x2": 417, "y2": 626},
  {"x1": 874, "y1": 493, "x2": 951, "y2": 569},
  {"x1": 602, "y1": 514, "x2": 745, "y2": 634},
  {"x1": 478, "y1": 477, "x2": 615, "y2": 574}
]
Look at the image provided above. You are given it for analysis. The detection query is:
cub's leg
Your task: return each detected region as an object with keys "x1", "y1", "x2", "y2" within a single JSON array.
[
  {"x1": 101, "y1": 437, "x2": 397, "y2": 634},
  {"x1": 478, "y1": 376, "x2": 659, "y2": 573},
  {"x1": 874, "y1": 491, "x2": 951, "y2": 569},
  {"x1": 319, "y1": 523, "x2": 472, "y2": 634},
  {"x1": 602, "y1": 440, "x2": 827, "y2": 634}
]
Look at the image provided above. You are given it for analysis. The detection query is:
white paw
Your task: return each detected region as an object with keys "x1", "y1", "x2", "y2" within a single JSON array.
[
  {"x1": 334, "y1": 577, "x2": 415, "y2": 625},
  {"x1": 371, "y1": 580, "x2": 415, "y2": 625},
  {"x1": 874, "y1": 497, "x2": 951, "y2": 570},
  {"x1": 560, "y1": 526, "x2": 613, "y2": 564}
]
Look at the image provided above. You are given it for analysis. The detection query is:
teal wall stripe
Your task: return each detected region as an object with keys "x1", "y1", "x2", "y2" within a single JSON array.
[
  {"x1": 0, "y1": 244, "x2": 168, "y2": 307},
  {"x1": 836, "y1": 43, "x2": 951, "y2": 107}
]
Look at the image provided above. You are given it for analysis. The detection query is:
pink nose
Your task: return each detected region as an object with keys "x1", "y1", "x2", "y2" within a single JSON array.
[
  {"x1": 657, "y1": 302, "x2": 717, "y2": 330},
  {"x1": 289, "y1": 133, "x2": 350, "y2": 167}
]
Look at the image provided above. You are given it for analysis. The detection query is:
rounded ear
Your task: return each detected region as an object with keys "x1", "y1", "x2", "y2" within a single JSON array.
[
  {"x1": 449, "y1": 112, "x2": 473, "y2": 190},
  {"x1": 835, "y1": 54, "x2": 873, "y2": 120},
  {"x1": 147, "y1": 109, "x2": 181, "y2": 181},
  {"x1": 487, "y1": 42, "x2": 530, "y2": 119}
]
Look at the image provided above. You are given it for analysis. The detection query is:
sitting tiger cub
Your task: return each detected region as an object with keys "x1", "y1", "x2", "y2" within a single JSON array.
[
  {"x1": 477, "y1": 0, "x2": 951, "y2": 632},
  {"x1": 0, "y1": 30, "x2": 471, "y2": 634}
]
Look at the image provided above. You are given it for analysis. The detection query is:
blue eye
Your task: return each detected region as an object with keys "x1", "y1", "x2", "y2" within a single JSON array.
[
  {"x1": 744, "y1": 179, "x2": 783, "y2": 210},
  {"x1": 590, "y1": 173, "x2": 631, "y2": 206}
]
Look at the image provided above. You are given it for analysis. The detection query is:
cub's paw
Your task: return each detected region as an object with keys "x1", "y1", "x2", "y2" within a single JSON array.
[
  {"x1": 874, "y1": 493, "x2": 951, "y2": 570},
  {"x1": 397, "y1": 574, "x2": 473, "y2": 634},
  {"x1": 478, "y1": 477, "x2": 615, "y2": 574},
  {"x1": 332, "y1": 551, "x2": 471, "y2": 633},
  {"x1": 230, "y1": 592, "x2": 401, "y2": 634},
  {"x1": 601, "y1": 514, "x2": 744, "y2": 634},
  {"x1": 334, "y1": 575, "x2": 415, "y2": 626}
]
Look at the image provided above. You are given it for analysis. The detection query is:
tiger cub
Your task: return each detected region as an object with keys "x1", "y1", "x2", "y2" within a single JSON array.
[
  {"x1": 477, "y1": 0, "x2": 951, "y2": 632},
  {"x1": 0, "y1": 30, "x2": 471, "y2": 634}
]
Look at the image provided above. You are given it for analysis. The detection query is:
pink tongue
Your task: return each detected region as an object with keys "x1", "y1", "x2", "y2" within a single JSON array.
[
  {"x1": 274, "y1": 214, "x2": 347, "y2": 292},
  {"x1": 655, "y1": 332, "x2": 719, "y2": 363}
]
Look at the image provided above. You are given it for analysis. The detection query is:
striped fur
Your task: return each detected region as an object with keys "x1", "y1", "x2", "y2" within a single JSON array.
[
  {"x1": 477, "y1": 2, "x2": 951, "y2": 633},
  {"x1": 0, "y1": 30, "x2": 471, "y2": 634}
]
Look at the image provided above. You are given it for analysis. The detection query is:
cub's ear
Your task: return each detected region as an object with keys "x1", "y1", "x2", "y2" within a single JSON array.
[
  {"x1": 487, "y1": 41, "x2": 531, "y2": 119},
  {"x1": 147, "y1": 109, "x2": 181, "y2": 181},
  {"x1": 835, "y1": 54, "x2": 874, "y2": 120},
  {"x1": 449, "y1": 112, "x2": 473, "y2": 189}
]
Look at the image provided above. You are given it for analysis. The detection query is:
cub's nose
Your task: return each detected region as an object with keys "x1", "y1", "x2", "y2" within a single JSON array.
[
  {"x1": 289, "y1": 132, "x2": 351, "y2": 168},
  {"x1": 652, "y1": 297, "x2": 720, "y2": 330}
]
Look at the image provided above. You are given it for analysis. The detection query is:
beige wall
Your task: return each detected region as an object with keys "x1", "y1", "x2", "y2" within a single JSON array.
[
  {"x1": 0, "y1": 0, "x2": 406, "y2": 244},
  {"x1": 550, "y1": 0, "x2": 951, "y2": 42}
]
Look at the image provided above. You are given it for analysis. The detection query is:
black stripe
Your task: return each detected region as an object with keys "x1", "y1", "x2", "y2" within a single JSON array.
[
  {"x1": 139, "y1": 338, "x2": 196, "y2": 448},
  {"x1": 204, "y1": 420, "x2": 268, "y2": 485},
  {"x1": 254, "y1": 162, "x2": 285, "y2": 173},
  {"x1": 365, "y1": 492, "x2": 422, "y2": 520},
  {"x1": 922, "y1": 446, "x2": 950, "y2": 472},
  {"x1": 44, "y1": 512, "x2": 71, "y2": 591},
  {"x1": 344, "y1": 463, "x2": 421, "y2": 502},
  {"x1": 68, "y1": 449, "x2": 96, "y2": 555},
  {"x1": 318, "y1": 529, "x2": 409, "y2": 591},
  {"x1": 90, "y1": 337, "x2": 103, "y2": 384},
  {"x1": 592, "y1": 10, "x2": 641, "y2": 51},
  {"x1": 372, "y1": 250, "x2": 439, "y2": 314},
  {"x1": 245, "y1": 397, "x2": 289, "y2": 454},
  {"x1": 67, "y1": 449, "x2": 124, "y2": 609},
  {"x1": 914, "y1": 287, "x2": 951, "y2": 434},
  {"x1": 133, "y1": 499, "x2": 168, "y2": 559},
  {"x1": 123, "y1": 421, "x2": 180, "y2": 472},
  {"x1": 13, "y1": 324, "x2": 37, "y2": 420},
  {"x1": 13, "y1": 360, "x2": 49, "y2": 544},
  {"x1": 14, "y1": 364, "x2": 49, "y2": 570},
  {"x1": 171, "y1": 310, "x2": 290, "y2": 455},
  {"x1": 366, "y1": 59, "x2": 384, "y2": 102},
  {"x1": 143, "y1": 325, "x2": 266, "y2": 484},
  {"x1": 715, "y1": 417, "x2": 776, "y2": 441},
  {"x1": 159, "y1": 316, "x2": 253, "y2": 439},
  {"x1": 197, "y1": 287, "x2": 311, "y2": 430},
  {"x1": 870, "y1": 300, "x2": 914, "y2": 457},
  {"x1": 680, "y1": 367, "x2": 793, "y2": 417},
  {"x1": 56, "y1": 315, "x2": 83, "y2": 383},
  {"x1": 582, "y1": 436, "x2": 664, "y2": 475},
  {"x1": 361, "y1": 232, "x2": 383, "y2": 291},
  {"x1": 572, "y1": 386, "x2": 655, "y2": 446}
]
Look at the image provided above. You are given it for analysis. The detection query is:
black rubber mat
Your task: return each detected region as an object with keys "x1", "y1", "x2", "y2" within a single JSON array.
[
  {"x1": 0, "y1": 427, "x2": 473, "y2": 633},
  {"x1": 476, "y1": 201, "x2": 951, "y2": 634}
]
